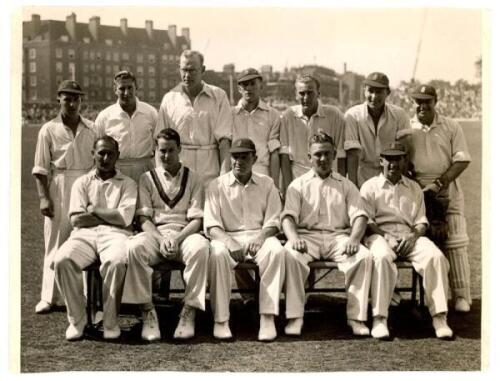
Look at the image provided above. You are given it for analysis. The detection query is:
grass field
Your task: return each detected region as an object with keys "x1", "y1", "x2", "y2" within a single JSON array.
[{"x1": 19, "y1": 121, "x2": 482, "y2": 372}]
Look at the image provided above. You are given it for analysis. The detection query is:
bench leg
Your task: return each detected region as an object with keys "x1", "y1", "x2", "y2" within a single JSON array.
[
  {"x1": 411, "y1": 268, "x2": 418, "y2": 306},
  {"x1": 159, "y1": 270, "x2": 172, "y2": 300}
]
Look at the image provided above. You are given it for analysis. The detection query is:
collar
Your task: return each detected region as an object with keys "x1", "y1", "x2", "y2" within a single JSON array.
[
  {"x1": 55, "y1": 113, "x2": 92, "y2": 130},
  {"x1": 228, "y1": 170, "x2": 258, "y2": 186},
  {"x1": 113, "y1": 97, "x2": 144, "y2": 116},
  {"x1": 363, "y1": 102, "x2": 387, "y2": 118},
  {"x1": 304, "y1": 168, "x2": 344, "y2": 182},
  {"x1": 235, "y1": 98, "x2": 270, "y2": 113},
  {"x1": 90, "y1": 168, "x2": 125, "y2": 181},
  {"x1": 174, "y1": 81, "x2": 215, "y2": 99},
  {"x1": 411, "y1": 112, "x2": 442, "y2": 131},
  {"x1": 292, "y1": 101, "x2": 325, "y2": 119},
  {"x1": 377, "y1": 172, "x2": 410, "y2": 188}
]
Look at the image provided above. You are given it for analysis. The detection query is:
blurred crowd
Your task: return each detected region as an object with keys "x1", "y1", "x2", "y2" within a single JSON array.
[{"x1": 22, "y1": 80, "x2": 481, "y2": 124}]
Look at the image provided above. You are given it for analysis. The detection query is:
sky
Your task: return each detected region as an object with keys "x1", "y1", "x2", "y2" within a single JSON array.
[{"x1": 19, "y1": 3, "x2": 483, "y2": 86}]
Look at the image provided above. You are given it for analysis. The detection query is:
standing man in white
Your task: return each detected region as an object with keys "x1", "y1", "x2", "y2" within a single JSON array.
[
  {"x1": 94, "y1": 70, "x2": 158, "y2": 184},
  {"x1": 156, "y1": 50, "x2": 232, "y2": 185},
  {"x1": 32, "y1": 80, "x2": 95, "y2": 313}
]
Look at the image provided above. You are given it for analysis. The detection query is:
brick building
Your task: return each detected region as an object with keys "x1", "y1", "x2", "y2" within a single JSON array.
[{"x1": 22, "y1": 13, "x2": 191, "y2": 105}]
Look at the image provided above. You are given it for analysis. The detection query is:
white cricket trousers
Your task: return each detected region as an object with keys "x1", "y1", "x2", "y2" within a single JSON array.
[
  {"x1": 123, "y1": 229, "x2": 209, "y2": 310},
  {"x1": 284, "y1": 231, "x2": 372, "y2": 321},
  {"x1": 366, "y1": 234, "x2": 450, "y2": 317},
  {"x1": 208, "y1": 233, "x2": 286, "y2": 323},
  {"x1": 54, "y1": 226, "x2": 130, "y2": 329},
  {"x1": 41, "y1": 169, "x2": 88, "y2": 305}
]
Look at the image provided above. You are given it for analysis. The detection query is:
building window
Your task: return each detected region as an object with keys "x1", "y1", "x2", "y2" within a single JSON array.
[
  {"x1": 137, "y1": 66, "x2": 144, "y2": 76},
  {"x1": 148, "y1": 66, "x2": 155, "y2": 76},
  {"x1": 29, "y1": 62, "x2": 36, "y2": 73},
  {"x1": 96, "y1": 63, "x2": 102, "y2": 71},
  {"x1": 90, "y1": 63, "x2": 95, "y2": 72},
  {"x1": 105, "y1": 39, "x2": 113, "y2": 46},
  {"x1": 83, "y1": 77, "x2": 89, "y2": 87},
  {"x1": 55, "y1": 48, "x2": 63, "y2": 59},
  {"x1": 105, "y1": 78, "x2": 113, "y2": 88},
  {"x1": 56, "y1": 62, "x2": 63, "y2": 73},
  {"x1": 149, "y1": 91, "x2": 156, "y2": 100},
  {"x1": 148, "y1": 78, "x2": 155, "y2": 88},
  {"x1": 61, "y1": 35, "x2": 69, "y2": 42},
  {"x1": 137, "y1": 78, "x2": 144, "y2": 88},
  {"x1": 96, "y1": 51, "x2": 102, "y2": 60},
  {"x1": 56, "y1": 75, "x2": 63, "y2": 85},
  {"x1": 89, "y1": 50, "x2": 95, "y2": 60},
  {"x1": 123, "y1": 52, "x2": 130, "y2": 61},
  {"x1": 137, "y1": 90, "x2": 144, "y2": 99},
  {"x1": 83, "y1": 63, "x2": 89, "y2": 73},
  {"x1": 161, "y1": 54, "x2": 168, "y2": 64},
  {"x1": 148, "y1": 54, "x2": 155, "y2": 64},
  {"x1": 113, "y1": 52, "x2": 119, "y2": 62},
  {"x1": 162, "y1": 78, "x2": 168, "y2": 89},
  {"x1": 68, "y1": 49, "x2": 75, "y2": 59},
  {"x1": 30, "y1": 76, "x2": 37, "y2": 87},
  {"x1": 169, "y1": 54, "x2": 175, "y2": 62},
  {"x1": 105, "y1": 65, "x2": 112, "y2": 74},
  {"x1": 137, "y1": 53, "x2": 143, "y2": 63},
  {"x1": 28, "y1": 48, "x2": 36, "y2": 59},
  {"x1": 122, "y1": 65, "x2": 130, "y2": 71},
  {"x1": 105, "y1": 51, "x2": 111, "y2": 61},
  {"x1": 113, "y1": 64, "x2": 120, "y2": 73},
  {"x1": 106, "y1": 90, "x2": 113, "y2": 100},
  {"x1": 83, "y1": 50, "x2": 89, "y2": 60},
  {"x1": 83, "y1": 37, "x2": 90, "y2": 44}
]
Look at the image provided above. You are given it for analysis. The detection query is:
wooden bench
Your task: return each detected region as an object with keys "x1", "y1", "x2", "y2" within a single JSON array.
[{"x1": 83, "y1": 258, "x2": 423, "y2": 325}]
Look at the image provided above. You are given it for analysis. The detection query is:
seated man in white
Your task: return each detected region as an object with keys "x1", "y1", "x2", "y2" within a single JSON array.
[
  {"x1": 54, "y1": 136, "x2": 137, "y2": 341},
  {"x1": 124, "y1": 128, "x2": 209, "y2": 341},
  {"x1": 360, "y1": 142, "x2": 453, "y2": 340},
  {"x1": 204, "y1": 138, "x2": 286, "y2": 341},
  {"x1": 282, "y1": 132, "x2": 372, "y2": 337}
]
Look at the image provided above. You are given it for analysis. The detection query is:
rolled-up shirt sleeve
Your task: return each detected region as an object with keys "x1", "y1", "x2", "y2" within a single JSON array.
[
  {"x1": 344, "y1": 112, "x2": 362, "y2": 151},
  {"x1": 279, "y1": 113, "x2": 291, "y2": 155},
  {"x1": 116, "y1": 178, "x2": 138, "y2": 227},
  {"x1": 451, "y1": 120, "x2": 472, "y2": 163},
  {"x1": 345, "y1": 181, "x2": 368, "y2": 225},
  {"x1": 267, "y1": 109, "x2": 281, "y2": 153},
  {"x1": 32, "y1": 126, "x2": 51, "y2": 176},
  {"x1": 186, "y1": 174, "x2": 205, "y2": 221},
  {"x1": 281, "y1": 181, "x2": 301, "y2": 224},
  {"x1": 213, "y1": 92, "x2": 233, "y2": 142},
  {"x1": 136, "y1": 173, "x2": 154, "y2": 218},
  {"x1": 262, "y1": 184, "x2": 282, "y2": 230},
  {"x1": 68, "y1": 177, "x2": 89, "y2": 219},
  {"x1": 359, "y1": 182, "x2": 376, "y2": 225},
  {"x1": 204, "y1": 180, "x2": 224, "y2": 233}
]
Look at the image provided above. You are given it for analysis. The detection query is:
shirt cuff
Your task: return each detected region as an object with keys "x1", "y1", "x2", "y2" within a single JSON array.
[
  {"x1": 415, "y1": 216, "x2": 429, "y2": 227},
  {"x1": 186, "y1": 208, "x2": 204, "y2": 220},
  {"x1": 32, "y1": 166, "x2": 49, "y2": 176},
  {"x1": 344, "y1": 140, "x2": 362, "y2": 151},
  {"x1": 262, "y1": 220, "x2": 281, "y2": 231},
  {"x1": 136, "y1": 207, "x2": 154, "y2": 218},
  {"x1": 452, "y1": 151, "x2": 471, "y2": 163},
  {"x1": 267, "y1": 139, "x2": 281, "y2": 153},
  {"x1": 280, "y1": 211, "x2": 298, "y2": 225},
  {"x1": 349, "y1": 210, "x2": 368, "y2": 226},
  {"x1": 279, "y1": 146, "x2": 290, "y2": 155}
]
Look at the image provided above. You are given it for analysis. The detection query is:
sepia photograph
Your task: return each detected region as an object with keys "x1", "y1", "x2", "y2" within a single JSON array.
[{"x1": 7, "y1": 0, "x2": 491, "y2": 375}]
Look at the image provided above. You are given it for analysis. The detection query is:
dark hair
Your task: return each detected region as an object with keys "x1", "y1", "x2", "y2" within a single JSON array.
[
  {"x1": 295, "y1": 74, "x2": 320, "y2": 91},
  {"x1": 180, "y1": 50, "x2": 205, "y2": 66},
  {"x1": 94, "y1": 135, "x2": 119, "y2": 151},
  {"x1": 156, "y1": 128, "x2": 181, "y2": 147},
  {"x1": 308, "y1": 131, "x2": 335, "y2": 149},
  {"x1": 114, "y1": 70, "x2": 137, "y2": 86}
]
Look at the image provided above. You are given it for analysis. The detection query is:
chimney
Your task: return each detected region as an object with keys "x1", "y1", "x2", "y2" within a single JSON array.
[
  {"x1": 181, "y1": 27, "x2": 190, "y2": 42},
  {"x1": 89, "y1": 16, "x2": 100, "y2": 42},
  {"x1": 145, "y1": 20, "x2": 154, "y2": 40},
  {"x1": 31, "y1": 14, "x2": 41, "y2": 37},
  {"x1": 120, "y1": 18, "x2": 128, "y2": 36},
  {"x1": 344, "y1": 62, "x2": 347, "y2": 74},
  {"x1": 65, "y1": 13, "x2": 77, "y2": 41},
  {"x1": 168, "y1": 25, "x2": 177, "y2": 48}
]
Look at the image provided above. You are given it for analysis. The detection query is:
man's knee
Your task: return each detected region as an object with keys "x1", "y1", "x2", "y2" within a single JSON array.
[
  {"x1": 209, "y1": 241, "x2": 230, "y2": 262},
  {"x1": 53, "y1": 241, "x2": 77, "y2": 270}
]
